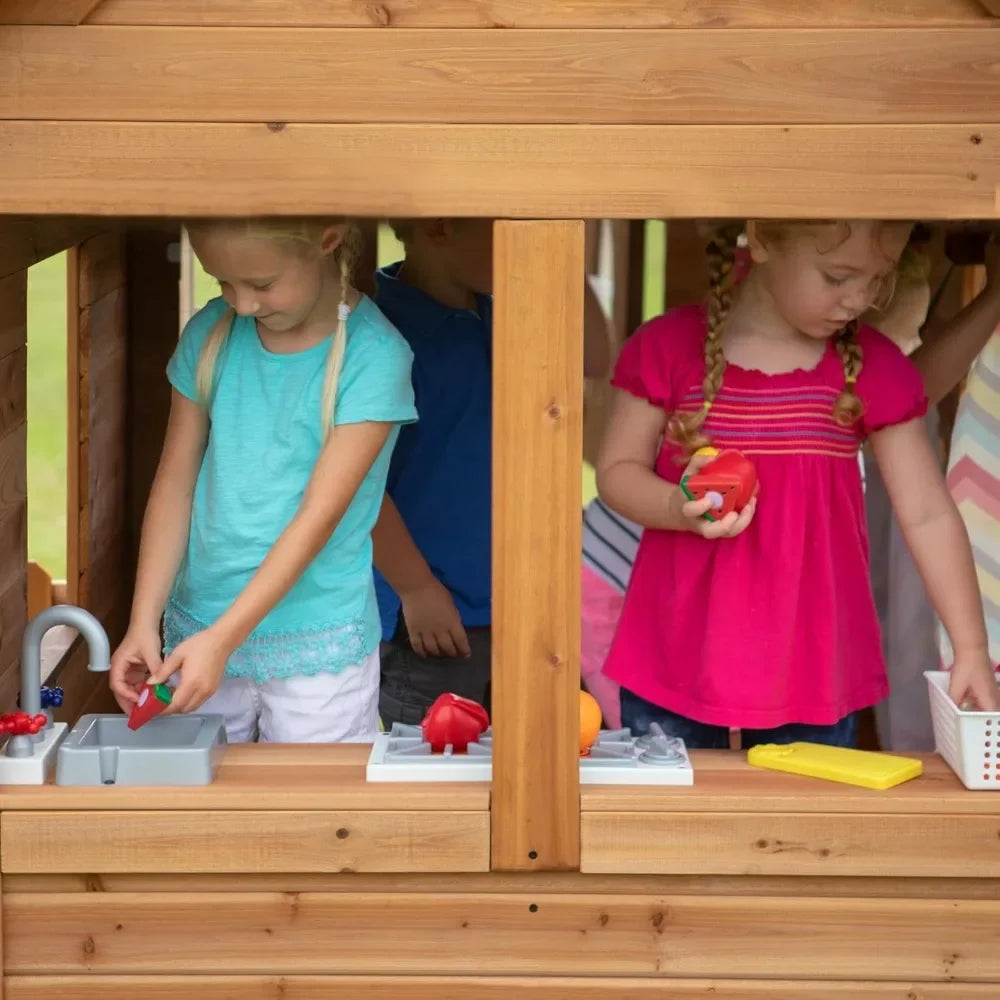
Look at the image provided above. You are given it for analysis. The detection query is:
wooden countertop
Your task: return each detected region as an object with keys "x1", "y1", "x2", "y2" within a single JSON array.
[
  {"x1": 0, "y1": 743, "x2": 490, "y2": 812},
  {"x1": 582, "y1": 751, "x2": 1000, "y2": 814},
  {"x1": 0, "y1": 746, "x2": 994, "y2": 815}
]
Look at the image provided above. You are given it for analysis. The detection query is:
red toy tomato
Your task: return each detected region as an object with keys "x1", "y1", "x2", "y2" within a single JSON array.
[
  {"x1": 421, "y1": 693, "x2": 490, "y2": 753},
  {"x1": 680, "y1": 449, "x2": 757, "y2": 522}
]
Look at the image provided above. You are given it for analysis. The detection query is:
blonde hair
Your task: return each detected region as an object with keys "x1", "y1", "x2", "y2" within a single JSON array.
[
  {"x1": 186, "y1": 217, "x2": 361, "y2": 437},
  {"x1": 670, "y1": 220, "x2": 908, "y2": 456}
]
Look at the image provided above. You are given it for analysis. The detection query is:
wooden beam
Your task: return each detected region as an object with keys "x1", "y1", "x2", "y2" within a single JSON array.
[
  {"x1": 1, "y1": 122, "x2": 997, "y2": 220},
  {"x1": 0, "y1": 217, "x2": 108, "y2": 281},
  {"x1": 977, "y1": 0, "x2": 1000, "y2": 14},
  {"x1": 4, "y1": 978, "x2": 1000, "y2": 999},
  {"x1": 0, "y1": 0, "x2": 103, "y2": 24},
  {"x1": 492, "y1": 221, "x2": 582, "y2": 871},
  {"x1": 4, "y1": 27, "x2": 999, "y2": 125},
  {"x1": 85, "y1": 0, "x2": 993, "y2": 28}
]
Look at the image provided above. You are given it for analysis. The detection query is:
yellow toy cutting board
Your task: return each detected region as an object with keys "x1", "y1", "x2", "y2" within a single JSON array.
[{"x1": 747, "y1": 742, "x2": 922, "y2": 790}]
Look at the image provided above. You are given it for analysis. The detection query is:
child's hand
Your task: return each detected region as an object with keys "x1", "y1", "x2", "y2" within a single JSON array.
[
  {"x1": 671, "y1": 452, "x2": 758, "y2": 540},
  {"x1": 400, "y1": 579, "x2": 471, "y2": 658},
  {"x1": 948, "y1": 650, "x2": 1000, "y2": 712},
  {"x1": 148, "y1": 627, "x2": 230, "y2": 714},
  {"x1": 109, "y1": 626, "x2": 163, "y2": 714}
]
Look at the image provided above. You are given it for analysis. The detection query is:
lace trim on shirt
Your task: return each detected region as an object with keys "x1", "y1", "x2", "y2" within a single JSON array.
[{"x1": 163, "y1": 600, "x2": 374, "y2": 684}]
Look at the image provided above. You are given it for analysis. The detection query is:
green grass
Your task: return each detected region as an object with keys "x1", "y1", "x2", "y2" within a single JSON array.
[
  {"x1": 25, "y1": 223, "x2": 666, "y2": 572},
  {"x1": 26, "y1": 253, "x2": 68, "y2": 579}
]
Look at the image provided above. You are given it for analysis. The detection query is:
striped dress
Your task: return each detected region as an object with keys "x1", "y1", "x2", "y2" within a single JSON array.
[
  {"x1": 940, "y1": 331, "x2": 1000, "y2": 667},
  {"x1": 602, "y1": 305, "x2": 927, "y2": 729}
]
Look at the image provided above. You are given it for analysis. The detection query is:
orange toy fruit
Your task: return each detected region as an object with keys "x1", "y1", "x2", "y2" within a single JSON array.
[{"x1": 579, "y1": 689, "x2": 603, "y2": 754}]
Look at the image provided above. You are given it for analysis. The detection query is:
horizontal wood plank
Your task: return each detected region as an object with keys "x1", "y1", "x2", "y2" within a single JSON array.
[
  {"x1": 84, "y1": 0, "x2": 994, "y2": 27},
  {"x1": 0, "y1": 810, "x2": 490, "y2": 872},
  {"x1": 0, "y1": 0, "x2": 102, "y2": 24},
  {"x1": 1, "y1": 122, "x2": 997, "y2": 219},
  {"x1": 4, "y1": 27, "x2": 1000, "y2": 125},
  {"x1": 581, "y1": 811, "x2": 1000, "y2": 877},
  {"x1": 9, "y1": 870, "x2": 1000, "y2": 899},
  {"x1": 5, "y1": 976, "x2": 999, "y2": 1000},
  {"x1": 5, "y1": 891, "x2": 999, "y2": 979}
]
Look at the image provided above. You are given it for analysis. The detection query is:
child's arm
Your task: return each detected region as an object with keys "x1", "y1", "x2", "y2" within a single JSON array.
[
  {"x1": 153, "y1": 420, "x2": 394, "y2": 713},
  {"x1": 871, "y1": 419, "x2": 999, "y2": 710},
  {"x1": 372, "y1": 495, "x2": 470, "y2": 658},
  {"x1": 109, "y1": 390, "x2": 209, "y2": 709},
  {"x1": 910, "y1": 241, "x2": 1000, "y2": 405},
  {"x1": 583, "y1": 279, "x2": 612, "y2": 378},
  {"x1": 596, "y1": 389, "x2": 755, "y2": 538}
]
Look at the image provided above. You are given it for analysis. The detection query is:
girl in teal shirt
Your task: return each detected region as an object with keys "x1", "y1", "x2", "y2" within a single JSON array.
[{"x1": 109, "y1": 217, "x2": 416, "y2": 742}]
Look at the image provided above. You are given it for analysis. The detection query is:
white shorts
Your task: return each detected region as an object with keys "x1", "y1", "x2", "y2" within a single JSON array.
[{"x1": 185, "y1": 648, "x2": 380, "y2": 744}]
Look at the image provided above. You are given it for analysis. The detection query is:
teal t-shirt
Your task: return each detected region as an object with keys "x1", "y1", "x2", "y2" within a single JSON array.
[{"x1": 162, "y1": 295, "x2": 417, "y2": 683}]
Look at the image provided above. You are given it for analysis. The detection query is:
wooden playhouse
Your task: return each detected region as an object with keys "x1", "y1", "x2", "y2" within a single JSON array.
[{"x1": 1, "y1": 1, "x2": 1000, "y2": 997}]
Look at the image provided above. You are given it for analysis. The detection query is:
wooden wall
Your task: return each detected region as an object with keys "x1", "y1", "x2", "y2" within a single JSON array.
[
  {"x1": 0, "y1": 217, "x2": 127, "y2": 720},
  {"x1": 0, "y1": 262, "x2": 28, "y2": 713}
]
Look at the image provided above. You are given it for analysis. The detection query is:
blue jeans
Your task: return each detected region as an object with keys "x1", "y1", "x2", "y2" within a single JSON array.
[{"x1": 620, "y1": 687, "x2": 858, "y2": 750}]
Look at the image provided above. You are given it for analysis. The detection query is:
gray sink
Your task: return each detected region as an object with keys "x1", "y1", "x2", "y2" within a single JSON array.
[{"x1": 55, "y1": 713, "x2": 227, "y2": 786}]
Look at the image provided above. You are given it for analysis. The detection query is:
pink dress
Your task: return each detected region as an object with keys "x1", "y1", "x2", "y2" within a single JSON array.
[{"x1": 602, "y1": 305, "x2": 927, "y2": 728}]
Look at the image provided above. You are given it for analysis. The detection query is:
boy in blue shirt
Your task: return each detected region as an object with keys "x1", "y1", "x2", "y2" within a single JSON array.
[{"x1": 372, "y1": 218, "x2": 612, "y2": 726}]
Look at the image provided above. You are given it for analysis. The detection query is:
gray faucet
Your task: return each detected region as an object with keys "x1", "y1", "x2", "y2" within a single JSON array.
[{"x1": 7, "y1": 605, "x2": 111, "y2": 759}]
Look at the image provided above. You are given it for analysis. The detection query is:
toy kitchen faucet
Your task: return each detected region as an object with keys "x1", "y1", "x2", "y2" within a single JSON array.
[{"x1": 0, "y1": 605, "x2": 111, "y2": 783}]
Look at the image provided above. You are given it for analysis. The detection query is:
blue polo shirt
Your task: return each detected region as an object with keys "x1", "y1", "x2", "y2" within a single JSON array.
[{"x1": 373, "y1": 263, "x2": 493, "y2": 640}]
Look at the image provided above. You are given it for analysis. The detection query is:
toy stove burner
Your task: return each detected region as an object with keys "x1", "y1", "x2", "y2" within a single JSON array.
[
  {"x1": 381, "y1": 723, "x2": 493, "y2": 760},
  {"x1": 366, "y1": 721, "x2": 693, "y2": 785}
]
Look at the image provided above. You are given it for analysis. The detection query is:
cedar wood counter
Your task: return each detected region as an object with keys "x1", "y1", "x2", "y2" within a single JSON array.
[{"x1": 0, "y1": 745, "x2": 996, "y2": 998}]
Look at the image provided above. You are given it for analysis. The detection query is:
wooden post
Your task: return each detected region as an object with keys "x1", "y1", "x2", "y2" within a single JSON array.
[{"x1": 491, "y1": 220, "x2": 583, "y2": 872}]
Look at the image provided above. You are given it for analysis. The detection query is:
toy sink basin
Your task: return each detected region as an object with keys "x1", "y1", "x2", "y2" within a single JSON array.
[{"x1": 55, "y1": 713, "x2": 227, "y2": 786}]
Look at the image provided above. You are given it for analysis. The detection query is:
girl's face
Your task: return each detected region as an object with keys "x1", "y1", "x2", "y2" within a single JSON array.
[
  {"x1": 747, "y1": 220, "x2": 910, "y2": 339},
  {"x1": 190, "y1": 226, "x2": 344, "y2": 333}
]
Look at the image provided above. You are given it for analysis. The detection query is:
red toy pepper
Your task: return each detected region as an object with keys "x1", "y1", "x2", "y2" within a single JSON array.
[
  {"x1": 127, "y1": 682, "x2": 172, "y2": 731},
  {"x1": 421, "y1": 693, "x2": 490, "y2": 753},
  {"x1": 680, "y1": 449, "x2": 758, "y2": 522},
  {"x1": 0, "y1": 711, "x2": 48, "y2": 736}
]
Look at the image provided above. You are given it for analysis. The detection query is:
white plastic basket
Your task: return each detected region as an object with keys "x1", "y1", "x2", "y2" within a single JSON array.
[{"x1": 925, "y1": 670, "x2": 1000, "y2": 790}]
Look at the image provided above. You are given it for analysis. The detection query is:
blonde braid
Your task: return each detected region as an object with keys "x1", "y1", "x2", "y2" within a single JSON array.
[
  {"x1": 669, "y1": 224, "x2": 740, "y2": 456},
  {"x1": 194, "y1": 307, "x2": 235, "y2": 406},
  {"x1": 832, "y1": 319, "x2": 865, "y2": 427},
  {"x1": 320, "y1": 223, "x2": 361, "y2": 436}
]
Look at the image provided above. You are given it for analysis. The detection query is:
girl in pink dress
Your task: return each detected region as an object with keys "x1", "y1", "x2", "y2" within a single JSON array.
[{"x1": 596, "y1": 219, "x2": 999, "y2": 750}]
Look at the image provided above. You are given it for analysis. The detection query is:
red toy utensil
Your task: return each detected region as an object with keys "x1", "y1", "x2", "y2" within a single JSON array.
[
  {"x1": 680, "y1": 449, "x2": 758, "y2": 522},
  {"x1": 421, "y1": 693, "x2": 490, "y2": 753},
  {"x1": 128, "y1": 682, "x2": 173, "y2": 731}
]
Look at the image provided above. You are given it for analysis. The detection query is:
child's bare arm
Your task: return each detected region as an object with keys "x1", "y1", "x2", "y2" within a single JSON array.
[
  {"x1": 596, "y1": 390, "x2": 755, "y2": 538},
  {"x1": 128, "y1": 390, "x2": 209, "y2": 633},
  {"x1": 871, "y1": 418, "x2": 998, "y2": 709},
  {"x1": 911, "y1": 239, "x2": 1000, "y2": 405},
  {"x1": 372, "y1": 496, "x2": 470, "y2": 658},
  {"x1": 372, "y1": 495, "x2": 436, "y2": 596}
]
